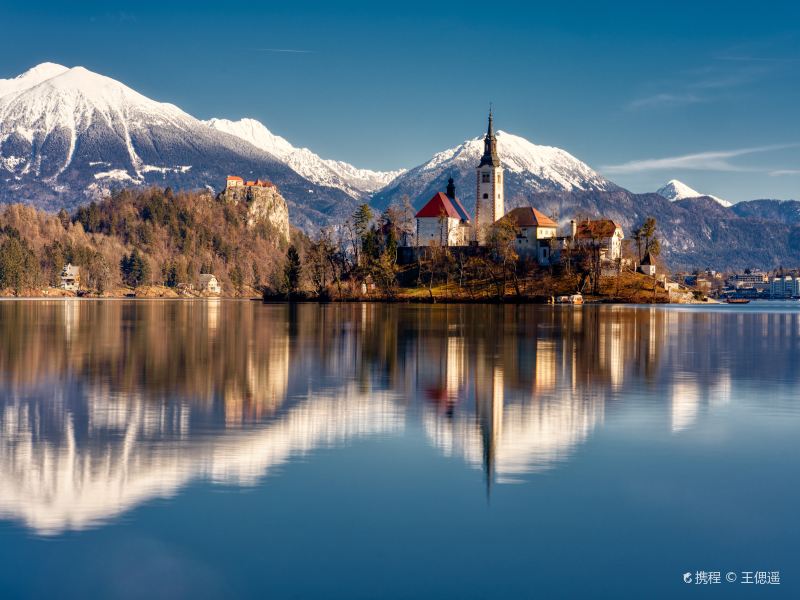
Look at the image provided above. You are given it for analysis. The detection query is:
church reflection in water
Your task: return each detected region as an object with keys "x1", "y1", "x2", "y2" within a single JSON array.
[{"x1": 0, "y1": 301, "x2": 792, "y2": 534}]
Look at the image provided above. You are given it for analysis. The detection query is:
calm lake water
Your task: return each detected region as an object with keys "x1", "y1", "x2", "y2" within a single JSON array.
[{"x1": 0, "y1": 300, "x2": 798, "y2": 599}]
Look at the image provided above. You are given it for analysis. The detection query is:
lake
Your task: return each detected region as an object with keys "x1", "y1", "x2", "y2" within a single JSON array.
[{"x1": 0, "y1": 300, "x2": 797, "y2": 599}]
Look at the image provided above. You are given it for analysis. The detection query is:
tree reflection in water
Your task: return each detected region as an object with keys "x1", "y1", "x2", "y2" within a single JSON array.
[{"x1": 0, "y1": 300, "x2": 795, "y2": 534}]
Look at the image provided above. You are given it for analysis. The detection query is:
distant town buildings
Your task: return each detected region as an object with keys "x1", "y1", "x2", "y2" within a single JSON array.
[
  {"x1": 60, "y1": 263, "x2": 80, "y2": 291},
  {"x1": 770, "y1": 275, "x2": 800, "y2": 299},
  {"x1": 730, "y1": 271, "x2": 767, "y2": 288}
]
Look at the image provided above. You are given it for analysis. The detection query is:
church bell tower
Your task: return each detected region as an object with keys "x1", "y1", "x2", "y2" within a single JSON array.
[{"x1": 474, "y1": 109, "x2": 504, "y2": 244}]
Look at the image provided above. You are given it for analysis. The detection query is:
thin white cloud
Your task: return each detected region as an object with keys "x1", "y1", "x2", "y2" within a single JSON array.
[
  {"x1": 628, "y1": 93, "x2": 705, "y2": 110},
  {"x1": 601, "y1": 144, "x2": 799, "y2": 175},
  {"x1": 770, "y1": 169, "x2": 800, "y2": 176},
  {"x1": 254, "y1": 48, "x2": 314, "y2": 54}
]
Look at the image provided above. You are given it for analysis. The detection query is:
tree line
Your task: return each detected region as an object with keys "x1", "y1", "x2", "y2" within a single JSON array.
[
  {"x1": 269, "y1": 200, "x2": 662, "y2": 301},
  {"x1": 0, "y1": 187, "x2": 290, "y2": 295}
]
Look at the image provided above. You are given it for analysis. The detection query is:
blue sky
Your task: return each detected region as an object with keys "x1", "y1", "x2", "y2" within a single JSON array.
[{"x1": 1, "y1": 0, "x2": 799, "y2": 201}]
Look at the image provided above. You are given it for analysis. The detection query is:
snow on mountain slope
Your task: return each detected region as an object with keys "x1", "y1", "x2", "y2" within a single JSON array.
[
  {"x1": 372, "y1": 130, "x2": 616, "y2": 211},
  {"x1": 656, "y1": 179, "x2": 732, "y2": 208},
  {"x1": 0, "y1": 62, "x2": 363, "y2": 227},
  {"x1": 0, "y1": 62, "x2": 197, "y2": 180},
  {"x1": 0, "y1": 62, "x2": 69, "y2": 98},
  {"x1": 205, "y1": 117, "x2": 404, "y2": 197}
]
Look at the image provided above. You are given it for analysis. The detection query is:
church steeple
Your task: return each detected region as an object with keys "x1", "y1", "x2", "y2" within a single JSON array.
[
  {"x1": 474, "y1": 107, "x2": 504, "y2": 244},
  {"x1": 446, "y1": 177, "x2": 456, "y2": 199},
  {"x1": 479, "y1": 108, "x2": 500, "y2": 168}
]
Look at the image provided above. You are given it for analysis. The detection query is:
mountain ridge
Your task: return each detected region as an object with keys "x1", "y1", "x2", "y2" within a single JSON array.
[
  {"x1": 2, "y1": 62, "x2": 800, "y2": 270},
  {"x1": 656, "y1": 179, "x2": 732, "y2": 208}
]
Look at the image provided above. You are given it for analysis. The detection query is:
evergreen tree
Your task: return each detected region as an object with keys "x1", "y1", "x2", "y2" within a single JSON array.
[
  {"x1": 0, "y1": 235, "x2": 39, "y2": 295},
  {"x1": 120, "y1": 249, "x2": 150, "y2": 288},
  {"x1": 284, "y1": 245, "x2": 302, "y2": 297}
]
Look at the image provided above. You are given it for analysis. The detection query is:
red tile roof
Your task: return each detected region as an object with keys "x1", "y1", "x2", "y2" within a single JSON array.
[
  {"x1": 227, "y1": 175, "x2": 243, "y2": 181},
  {"x1": 415, "y1": 192, "x2": 469, "y2": 221},
  {"x1": 501, "y1": 206, "x2": 557, "y2": 228},
  {"x1": 575, "y1": 219, "x2": 621, "y2": 239}
]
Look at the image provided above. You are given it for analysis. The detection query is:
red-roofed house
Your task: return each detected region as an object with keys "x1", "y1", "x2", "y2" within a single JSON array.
[
  {"x1": 574, "y1": 219, "x2": 625, "y2": 261},
  {"x1": 226, "y1": 175, "x2": 244, "y2": 188},
  {"x1": 415, "y1": 178, "x2": 471, "y2": 247},
  {"x1": 498, "y1": 206, "x2": 559, "y2": 264}
]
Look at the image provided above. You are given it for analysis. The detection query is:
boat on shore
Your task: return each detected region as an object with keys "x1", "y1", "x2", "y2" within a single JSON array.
[
  {"x1": 726, "y1": 298, "x2": 751, "y2": 304},
  {"x1": 555, "y1": 294, "x2": 584, "y2": 305}
]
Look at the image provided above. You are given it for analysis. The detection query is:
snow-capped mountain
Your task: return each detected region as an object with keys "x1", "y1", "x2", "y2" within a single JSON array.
[
  {"x1": 656, "y1": 179, "x2": 732, "y2": 208},
  {"x1": 372, "y1": 130, "x2": 617, "y2": 212},
  {"x1": 8, "y1": 61, "x2": 800, "y2": 269},
  {"x1": 0, "y1": 62, "x2": 361, "y2": 227},
  {"x1": 204, "y1": 117, "x2": 404, "y2": 198}
]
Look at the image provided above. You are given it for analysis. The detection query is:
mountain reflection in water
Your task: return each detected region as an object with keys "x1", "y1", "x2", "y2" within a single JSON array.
[{"x1": 0, "y1": 300, "x2": 794, "y2": 535}]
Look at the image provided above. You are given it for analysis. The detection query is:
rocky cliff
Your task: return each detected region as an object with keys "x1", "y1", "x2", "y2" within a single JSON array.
[{"x1": 220, "y1": 185, "x2": 290, "y2": 245}]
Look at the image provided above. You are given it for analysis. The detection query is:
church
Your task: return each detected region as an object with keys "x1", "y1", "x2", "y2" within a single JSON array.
[{"x1": 413, "y1": 111, "x2": 505, "y2": 247}]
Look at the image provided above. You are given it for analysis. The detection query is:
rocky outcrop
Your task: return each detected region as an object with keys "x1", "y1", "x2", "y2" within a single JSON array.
[{"x1": 220, "y1": 185, "x2": 290, "y2": 245}]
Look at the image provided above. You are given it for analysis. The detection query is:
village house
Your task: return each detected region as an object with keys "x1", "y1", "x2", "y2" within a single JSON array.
[
  {"x1": 198, "y1": 274, "x2": 221, "y2": 295},
  {"x1": 414, "y1": 178, "x2": 471, "y2": 247},
  {"x1": 60, "y1": 263, "x2": 80, "y2": 291},
  {"x1": 639, "y1": 251, "x2": 656, "y2": 276},
  {"x1": 498, "y1": 206, "x2": 558, "y2": 265},
  {"x1": 573, "y1": 219, "x2": 625, "y2": 262}
]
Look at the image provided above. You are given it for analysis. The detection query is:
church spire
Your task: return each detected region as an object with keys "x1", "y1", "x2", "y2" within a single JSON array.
[
  {"x1": 479, "y1": 107, "x2": 500, "y2": 167},
  {"x1": 446, "y1": 177, "x2": 456, "y2": 199}
]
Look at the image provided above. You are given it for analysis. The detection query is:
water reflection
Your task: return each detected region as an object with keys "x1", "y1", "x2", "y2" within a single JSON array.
[{"x1": 0, "y1": 300, "x2": 798, "y2": 535}]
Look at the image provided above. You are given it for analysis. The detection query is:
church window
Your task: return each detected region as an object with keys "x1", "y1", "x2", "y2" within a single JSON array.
[
  {"x1": 482, "y1": 173, "x2": 490, "y2": 183},
  {"x1": 483, "y1": 193, "x2": 489, "y2": 199}
]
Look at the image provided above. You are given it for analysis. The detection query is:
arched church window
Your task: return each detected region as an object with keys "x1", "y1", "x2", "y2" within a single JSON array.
[
  {"x1": 482, "y1": 173, "x2": 490, "y2": 183},
  {"x1": 483, "y1": 193, "x2": 488, "y2": 199}
]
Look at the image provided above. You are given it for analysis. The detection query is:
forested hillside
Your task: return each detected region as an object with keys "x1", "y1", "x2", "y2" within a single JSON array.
[{"x1": 0, "y1": 187, "x2": 293, "y2": 295}]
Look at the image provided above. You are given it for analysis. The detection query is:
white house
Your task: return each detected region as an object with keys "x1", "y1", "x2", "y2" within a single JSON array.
[
  {"x1": 499, "y1": 206, "x2": 558, "y2": 265},
  {"x1": 415, "y1": 179, "x2": 471, "y2": 247},
  {"x1": 198, "y1": 274, "x2": 221, "y2": 295},
  {"x1": 639, "y1": 252, "x2": 657, "y2": 276},
  {"x1": 574, "y1": 219, "x2": 625, "y2": 261},
  {"x1": 60, "y1": 263, "x2": 80, "y2": 291}
]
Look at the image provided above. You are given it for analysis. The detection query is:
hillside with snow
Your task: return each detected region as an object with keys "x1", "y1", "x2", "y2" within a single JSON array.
[
  {"x1": 656, "y1": 179, "x2": 732, "y2": 208},
  {"x1": 4, "y1": 62, "x2": 800, "y2": 268},
  {"x1": 0, "y1": 62, "x2": 361, "y2": 227},
  {"x1": 204, "y1": 118, "x2": 403, "y2": 198},
  {"x1": 372, "y1": 130, "x2": 617, "y2": 212}
]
